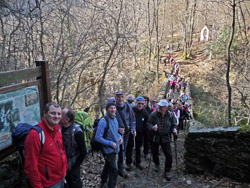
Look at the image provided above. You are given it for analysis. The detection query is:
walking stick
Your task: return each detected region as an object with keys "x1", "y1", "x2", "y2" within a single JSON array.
[
  {"x1": 146, "y1": 133, "x2": 155, "y2": 179},
  {"x1": 174, "y1": 135, "x2": 178, "y2": 174},
  {"x1": 133, "y1": 134, "x2": 138, "y2": 177}
]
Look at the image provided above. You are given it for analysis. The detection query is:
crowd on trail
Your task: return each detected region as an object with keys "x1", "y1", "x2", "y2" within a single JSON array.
[{"x1": 12, "y1": 53, "x2": 192, "y2": 188}]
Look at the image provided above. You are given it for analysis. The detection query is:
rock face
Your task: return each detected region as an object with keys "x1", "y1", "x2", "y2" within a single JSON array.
[
  {"x1": 184, "y1": 126, "x2": 250, "y2": 182},
  {"x1": 0, "y1": 153, "x2": 29, "y2": 188}
]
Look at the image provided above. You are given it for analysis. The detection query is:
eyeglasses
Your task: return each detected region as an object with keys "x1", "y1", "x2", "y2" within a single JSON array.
[{"x1": 137, "y1": 103, "x2": 145, "y2": 105}]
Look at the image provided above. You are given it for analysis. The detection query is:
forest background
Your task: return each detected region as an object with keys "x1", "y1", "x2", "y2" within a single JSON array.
[{"x1": 0, "y1": 0, "x2": 249, "y2": 127}]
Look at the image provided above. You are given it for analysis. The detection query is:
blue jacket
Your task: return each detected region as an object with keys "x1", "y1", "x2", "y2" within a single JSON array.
[
  {"x1": 116, "y1": 102, "x2": 136, "y2": 132},
  {"x1": 95, "y1": 113, "x2": 121, "y2": 154}
]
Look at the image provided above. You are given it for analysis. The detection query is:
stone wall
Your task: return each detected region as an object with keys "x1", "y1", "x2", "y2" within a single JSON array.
[
  {"x1": 158, "y1": 80, "x2": 170, "y2": 99},
  {"x1": 184, "y1": 126, "x2": 250, "y2": 182}
]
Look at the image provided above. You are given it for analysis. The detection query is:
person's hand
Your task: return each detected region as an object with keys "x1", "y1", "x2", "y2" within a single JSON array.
[
  {"x1": 118, "y1": 128, "x2": 125, "y2": 135},
  {"x1": 113, "y1": 142, "x2": 117, "y2": 149},
  {"x1": 153, "y1": 124, "x2": 158, "y2": 131},
  {"x1": 173, "y1": 128, "x2": 178, "y2": 140},
  {"x1": 119, "y1": 137, "x2": 123, "y2": 145},
  {"x1": 132, "y1": 131, "x2": 136, "y2": 137}
]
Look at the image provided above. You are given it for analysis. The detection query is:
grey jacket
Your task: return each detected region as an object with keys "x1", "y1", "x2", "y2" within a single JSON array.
[{"x1": 116, "y1": 102, "x2": 136, "y2": 133}]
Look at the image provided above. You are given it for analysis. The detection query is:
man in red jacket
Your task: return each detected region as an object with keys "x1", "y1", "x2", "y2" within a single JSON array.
[{"x1": 24, "y1": 102, "x2": 68, "y2": 188}]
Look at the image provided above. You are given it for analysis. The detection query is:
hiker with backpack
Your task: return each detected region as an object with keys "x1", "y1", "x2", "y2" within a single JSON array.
[
  {"x1": 178, "y1": 101, "x2": 188, "y2": 130},
  {"x1": 60, "y1": 107, "x2": 87, "y2": 188},
  {"x1": 24, "y1": 102, "x2": 68, "y2": 188},
  {"x1": 126, "y1": 96, "x2": 149, "y2": 171},
  {"x1": 115, "y1": 90, "x2": 136, "y2": 179},
  {"x1": 147, "y1": 100, "x2": 177, "y2": 181},
  {"x1": 95, "y1": 97, "x2": 123, "y2": 188},
  {"x1": 180, "y1": 90, "x2": 190, "y2": 105}
]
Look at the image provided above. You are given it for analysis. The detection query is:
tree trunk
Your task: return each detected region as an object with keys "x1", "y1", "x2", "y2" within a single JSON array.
[{"x1": 226, "y1": 0, "x2": 236, "y2": 126}]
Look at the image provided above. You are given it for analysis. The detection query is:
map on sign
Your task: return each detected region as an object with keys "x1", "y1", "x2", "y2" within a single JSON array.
[{"x1": 0, "y1": 85, "x2": 41, "y2": 151}]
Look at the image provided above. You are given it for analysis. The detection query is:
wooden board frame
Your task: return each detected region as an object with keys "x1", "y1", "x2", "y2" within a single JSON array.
[{"x1": 0, "y1": 61, "x2": 51, "y2": 160}]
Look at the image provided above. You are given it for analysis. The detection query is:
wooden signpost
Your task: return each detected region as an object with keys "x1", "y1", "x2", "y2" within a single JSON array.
[{"x1": 0, "y1": 61, "x2": 51, "y2": 160}]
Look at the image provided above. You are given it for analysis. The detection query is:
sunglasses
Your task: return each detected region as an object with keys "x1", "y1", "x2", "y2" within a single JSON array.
[{"x1": 137, "y1": 103, "x2": 145, "y2": 105}]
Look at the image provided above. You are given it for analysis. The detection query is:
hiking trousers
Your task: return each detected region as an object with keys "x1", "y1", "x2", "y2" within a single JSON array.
[
  {"x1": 151, "y1": 139, "x2": 172, "y2": 172},
  {"x1": 45, "y1": 177, "x2": 65, "y2": 188},
  {"x1": 101, "y1": 153, "x2": 118, "y2": 188},
  {"x1": 126, "y1": 131, "x2": 143, "y2": 165},
  {"x1": 65, "y1": 165, "x2": 82, "y2": 188},
  {"x1": 118, "y1": 133, "x2": 129, "y2": 174},
  {"x1": 143, "y1": 129, "x2": 150, "y2": 155}
]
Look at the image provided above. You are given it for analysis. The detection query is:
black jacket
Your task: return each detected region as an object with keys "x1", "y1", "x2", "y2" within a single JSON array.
[
  {"x1": 147, "y1": 110, "x2": 176, "y2": 143},
  {"x1": 62, "y1": 123, "x2": 87, "y2": 170},
  {"x1": 132, "y1": 107, "x2": 149, "y2": 133}
]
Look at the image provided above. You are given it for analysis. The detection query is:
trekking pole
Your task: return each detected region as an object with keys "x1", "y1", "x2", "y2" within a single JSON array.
[
  {"x1": 133, "y1": 134, "x2": 138, "y2": 177},
  {"x1": 184, "y1": 117, "x2": 187, "y2": 133},
  {"x1": 146, "y1": 133, "x2": 155, "y2": 179},
  {"x1": 174, "y1": 134, "x2": 178, "y2": 174}
]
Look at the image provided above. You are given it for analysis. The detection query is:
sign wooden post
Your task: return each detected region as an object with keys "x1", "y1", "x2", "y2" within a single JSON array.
[{"x1": 0, "y1": 61, "x2": 51, "y2": 160}]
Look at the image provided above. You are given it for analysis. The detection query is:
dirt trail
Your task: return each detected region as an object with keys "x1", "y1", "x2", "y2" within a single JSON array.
[
  {"x1": 82, "y1": 129, "x2": 249, "y2": 188},
  {"x1": 81, "y1": 45, "x2": 249, "y2": 187}
]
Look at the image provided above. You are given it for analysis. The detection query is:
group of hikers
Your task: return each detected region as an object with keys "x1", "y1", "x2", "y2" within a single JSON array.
[{"x1": 21, "y1": 53, "x2": 191, "y2": 188}]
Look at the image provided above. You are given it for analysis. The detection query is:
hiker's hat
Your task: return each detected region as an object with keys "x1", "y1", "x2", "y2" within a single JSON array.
[
  {"x1": 158, "y1": 100, "x2": 168, "y2": 107},
  {"x1": 127, "y1": 94, "x2": 135, "y2": 101},
  {"x1": 115, "y1": 90, "x2": 125, "y2": 95},
  {"x1": 151, "y1": 98, "x2": 158, "y2": 102},
  {"x1": 106, "y1": 97, "x2": 116, "y2": 109},
  {"x1": 136, "y1": 96, "x2": 145, "y2": 102}
]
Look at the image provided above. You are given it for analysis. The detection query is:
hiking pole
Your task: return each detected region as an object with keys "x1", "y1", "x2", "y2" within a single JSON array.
[
  {"x1": 146, "y1": 133, "x2": 155, "y2": 179},
  {"x1": 133, "y1": 134, "x2": 138, "y2": 177},
  {"x1": 174, "y1": 134, "x2": 178, "y2": 174}
]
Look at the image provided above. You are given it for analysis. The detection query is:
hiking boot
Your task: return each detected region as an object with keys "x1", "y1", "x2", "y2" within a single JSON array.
[
  {"x1": 118, "y1": 171, "x2": 128, "y2": 179},
  {"x1": 100, "y1": 182, "x2": 108, "y2": 188},
  {"x1": 136, "y1": 163, "x2": 144, "y2": 170},
  {"x1": 125, "y1": 164, "x2": 133, "y2": 171},
  {"x1": 164, "y1": 171, "x2": 173, "y2": 181},
  {"x1": 144, "y1": 154, "x2": 150, "y2": 160},
  {"x1": 154, "y1": 165, "x2": 160, "y2": 172}
]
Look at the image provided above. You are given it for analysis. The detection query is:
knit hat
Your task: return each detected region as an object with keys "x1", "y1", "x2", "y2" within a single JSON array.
[
  {"x1": 136, "y1": 96, "x2": 145, "y2": 102},
  {"x1": 106, "y1": 97, "x2": 116, "y2": 109},
  {"x1": 151, "y1": 98, "x2": 158, "y2": 102},
  {"x1": 127, "y1": 94, "x2": 135, "y2": 102},
  {"x1": 168, "y1": 102, "x2": 173, "y2": 107}
]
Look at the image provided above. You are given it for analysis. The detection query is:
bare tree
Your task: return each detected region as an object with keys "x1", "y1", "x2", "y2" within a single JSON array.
[{"x1": 226, "y1": 0, "x2": 236, "y2": 126}]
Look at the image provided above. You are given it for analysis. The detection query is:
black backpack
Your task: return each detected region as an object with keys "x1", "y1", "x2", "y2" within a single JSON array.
[
  {"x1": 90, "y1": 116, "x2": 109, "y2": 152},
  {"x1": 12, "y1": 123, "x2": 45, "y2": 164}
]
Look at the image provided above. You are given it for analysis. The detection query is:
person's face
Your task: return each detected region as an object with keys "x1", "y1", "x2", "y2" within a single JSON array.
[
  {"x1": 158, "y1": 106, "x2": 168, "y2": 113},
  {"x1": 44, "y1": 105, "x2": 62, "y2": 127},
  {"x1": 60, "y1": 109, "x2": 70, "y2": 128},
  {"x1": 136, "y1": 101, "x2": 145, "y2": 110},
  {"x1": 116, "y1": 94, "x2": 125, "y2": 105},
  {"x1": 168, "y1": 106, "x2": 173, "y2": 111},
  {"x1": 152, "y1": 101, "x2": 157, "y2": 107},
  {"x1": 144, "y1": 100, "x2": 148, "y2": 107},
  {"x1": 107, "y1": 105, "x2": 116, "y2": 116}
]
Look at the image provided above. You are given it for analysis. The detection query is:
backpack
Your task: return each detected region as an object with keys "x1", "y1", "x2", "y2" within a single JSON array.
[
  {"x1": 75, "y1": 111, "x2": 93, "y2": 152},
  {"x1": 90, "y1": 116, "x2": 109, "y2": 152},
  {"x1": 12, "y1": 123, "x2": 45, "y2": 165}
]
